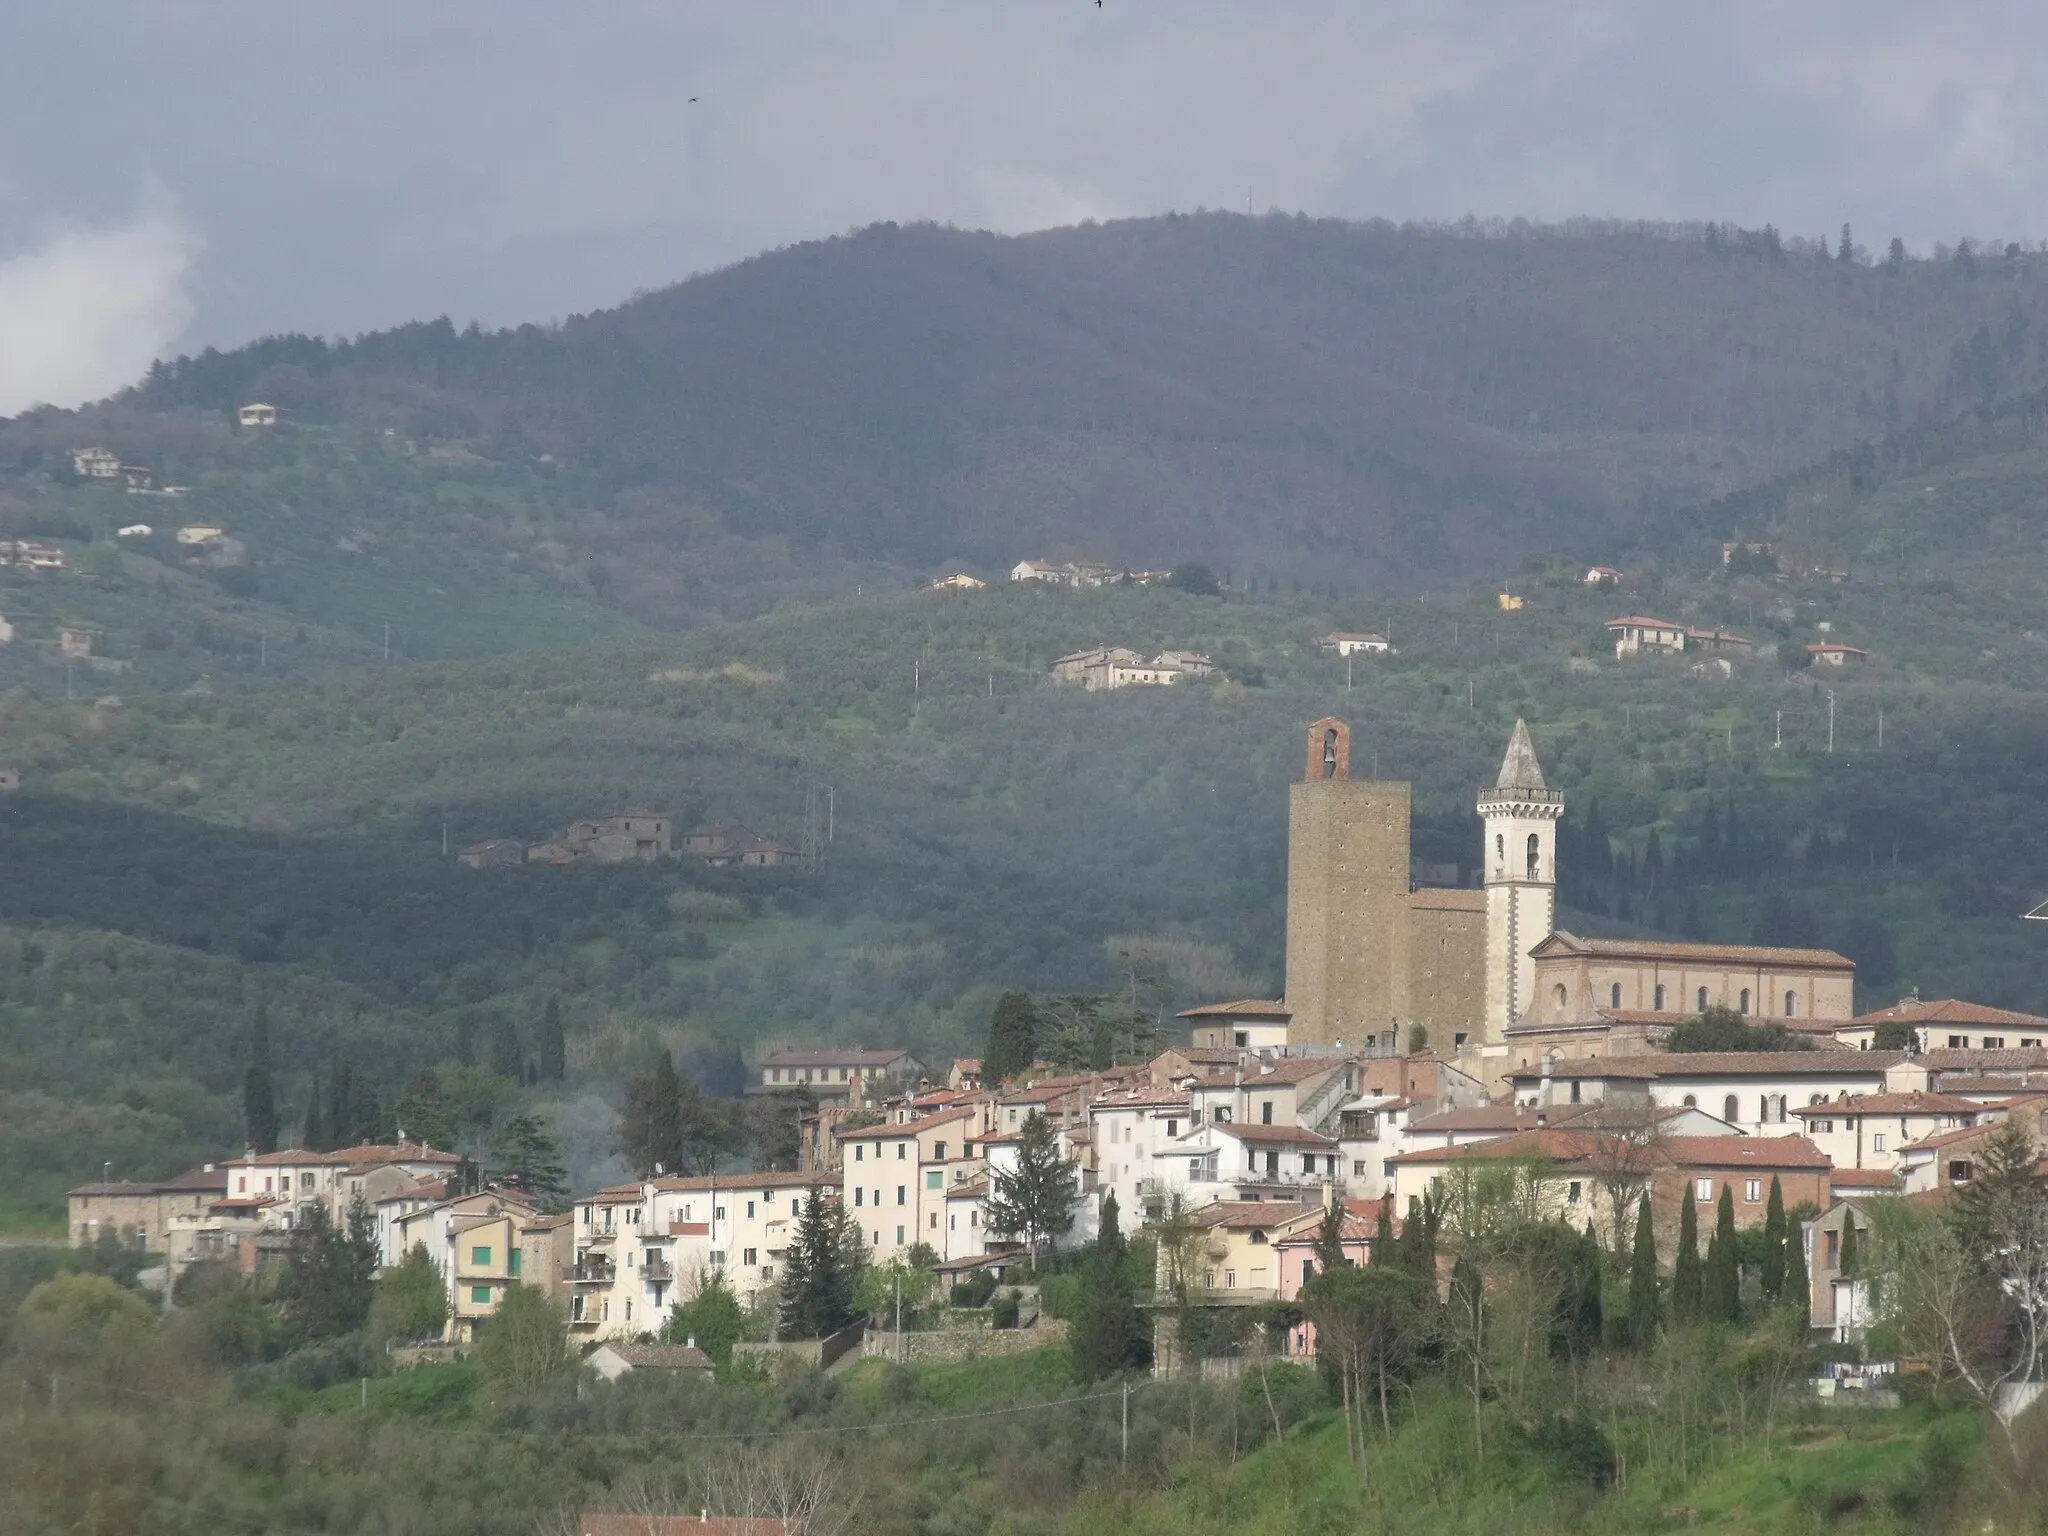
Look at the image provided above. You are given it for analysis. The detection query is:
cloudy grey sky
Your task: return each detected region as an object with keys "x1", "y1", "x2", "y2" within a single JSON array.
[{"x1": 2, "y1": 1, "x2": 2044, "y2": 411}]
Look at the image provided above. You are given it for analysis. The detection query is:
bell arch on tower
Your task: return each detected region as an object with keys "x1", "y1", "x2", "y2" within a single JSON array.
[{"x1": 1305, "y1": 717, "x2": 1351, "y2": 781}]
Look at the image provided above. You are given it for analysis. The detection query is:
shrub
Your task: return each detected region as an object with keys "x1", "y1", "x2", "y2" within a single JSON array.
[
  {"x1": 1037, "y1": 1272, "x2": 1085, "y2": 1320},
  {"x1": 951, "y1": 1272, "x2": 997, "y2": 1309},
  {"x1": 991, "y1": 1291, "x2": 1020, "y2": 1330}
]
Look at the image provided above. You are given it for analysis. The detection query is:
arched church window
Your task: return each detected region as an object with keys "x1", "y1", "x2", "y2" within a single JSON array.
[
  {"x1": 1723, "y1": 1094, "x2": 1739, "y2": 1123},
  {"x1": 1526, "y1": 833, "x2": 1541, "y2": 881},
  {"x1": 1494, "y1": 833, "x2": 1504, "y2": 874},
  {"x1": 1785, "y1": 991, "x2": 1796, "y2": 1017},
  {"x1": 1321, "y1": 729, "x2": 1340, "y2": 779},
  {"x1": 1682, "y1": 1094, "x2": 1697, "y2": 1108},
  {"x1": 1553, "y1": 983, "x2": 1568, "y2": 1010},
  {"x1": 1697, "y1": 986, "x2": 1709, "y2": 1012},
  {"x1": 1654, "y1": 985, "x2": 1666, "y2": 1011},
  {"x1": 1739, "y1": 988, "x2": 1751, "y2": 1015},
  {"x1": 1610, "y1": 983, "x2": 1621, "y2": 1008}
]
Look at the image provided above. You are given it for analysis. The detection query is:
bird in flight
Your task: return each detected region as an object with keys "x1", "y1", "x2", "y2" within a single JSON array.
[{"x1": 689, "y1": 97, "x2": 699, "y2": 103}]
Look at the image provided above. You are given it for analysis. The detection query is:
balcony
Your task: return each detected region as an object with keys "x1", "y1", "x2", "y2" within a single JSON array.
[
  {"x1": 641, "y1": 1259, "x2": 674, "y2": 1284},
  {"x1": 569, "y1": 1257, "x2": 615, "y2": 1284}
]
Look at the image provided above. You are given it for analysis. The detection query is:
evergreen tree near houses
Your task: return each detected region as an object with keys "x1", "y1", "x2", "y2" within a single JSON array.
[
  {"x1": 1672, "y1": 1182, "x2": 1703, "y2": 1323},
  {"x1": 777, "y1": 1185, "x2": 862, "y2": 1340},
  {"x1": 1760, "y1": 1176, "x2": 1787, "y2": 1302},
  {"x1": 986, "y1": 1111, "x2": 1075, "y2": 1270},
  {"x1": 1071, "y1": 1191, "x2": 1149, "y2": 1380},
  {"x1": 1311, "y1": 1197, "x2": 1349, "y2": 1279},
  {"x1": 1783, "y1": 1205, "x2": 1810, "y2": 1316},
  {"x1": 489, "y1": 1112, "x2": 570, "y2": 1210},
  {"x1": 982, "y1": 990, "x2": 1039, "y2": 1085},
  {"x1": 242, "y1": 1004, "x2": 278, "y2": 1155},
  {"x1": 1705, "y1": 1186, "x2": 1740, "y2": 1323},
  {"x1": 1626, "y1": 1193, "x2": 1660, "y2": 1346},
  {"x1": 1837, "y1": 1213, "x2": 1860, "y2": 1278},
  {"x1": 1373, "y1": 1197, "x2": 1395, "y2": 1263}
]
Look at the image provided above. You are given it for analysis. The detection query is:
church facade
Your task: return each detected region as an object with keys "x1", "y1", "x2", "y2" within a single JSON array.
[
  {"x1": 1284, "y1": 717, "x2": 1548, "y2": 1053},
  {"x1": 1279, "y1": 716, "x2": 1853, "y2": 1073}
]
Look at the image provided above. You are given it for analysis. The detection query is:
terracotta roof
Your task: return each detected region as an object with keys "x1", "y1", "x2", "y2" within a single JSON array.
[
  {"x1": 1532, "y1": 929, "x2": 1853, "y2": 970},
  {"x1": 333, "y1": 1141, "x2": 464, "y2": 1167},
  {"x1": 1853, "y1": 998, "x2": 2048, "y2": 1028},
  {"x1": 236, "y1": 1148, "x2": 359, "y2": 1167},
  {"x1": 1195, "y1": 1199, "x2": 1316, "y2": 1231},
  {"x1": 1898, "y1": 1124, "x2": 1996, "y2": 1154},
  {"x1": 952, "y1": 1058, "x2": 983, "y2": 1071},
  {"x1": 1177, "y1": 999, "x2": 1291, "y2": 1019},
  {"x1": 1515, "y1": 1051, "x2": 1902, "y2": 1080},
  {"x1": 1387, "y1": 1129, "x2": 1603, "y2": 1166},
  {"x1": 1274, "y1": 1212, "x2": 1380, "y2": 1246},
  {"x1": 1211, "y1": 1122, "x2": 1337, "y2": 1147},
  {"x1": 1921, "y1": 1049, "x2": 2048, "y2": 1070},
  {"x1": 648, "y1": 1171, "x2": 823, "y2": 1191},
  {"x1": 944, "y1": 1175, "x2": 989, "y2": 1198},
  {"x1": 1091, "y1": 1087, "x2": 1190, "y2": 1110},
  {"x1": 1829, "y1": 1168, "x2": 1902, "y2": 1190},
  {"x1": 1662, "y1": 1135, "x2": 1830, "y2": 1170},
  {"x1": 759, "y1": 1048, "x2": 914, "y2": 1069},
  {"x1": 68, "y1": 1180, "x2": 167, "y2": 1197},
  {"x1": 1791, "y1": 1091, "x2": 1981, "y2": 1117},
  {"x1": 1606, "y1": 615, "x2": 1685, "y2": 629},
  {"x1": 1407, "y1": 888, "x2": 1486, "y2": 912},
  {"x1": 1935, "y1": 1078, "x2": 2048, "y2": 1097}
]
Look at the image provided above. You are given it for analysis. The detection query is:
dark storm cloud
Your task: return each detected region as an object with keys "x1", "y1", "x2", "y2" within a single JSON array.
[{"x1": 1, "y1": 1, "x2": 2043, "y2": 409}]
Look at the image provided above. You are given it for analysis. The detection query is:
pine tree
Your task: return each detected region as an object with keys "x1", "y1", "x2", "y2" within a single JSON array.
[
  {"x1": 1071, "y1": 1192, "x2": 1148, "y2": 1379},
  {"x1": 983, "y1": 991, "x2": 1038, "y2": 1085},
  {"x1": 301, "y1": 1067, "x2": 326, "y2": 1152},
  {"x1": 538, "y1": 997, "x2": 567, "y2": 1082},
  {"x1": 778, "y1": 1185, "x2": 860, "y2": 1339},
  {"x1": 1760, "y1": 1176, "x2": 1787, "y2": 1301},
  {"x1": 327, "y1": 1064, "x2": 352, "y2": 1149},
  {"x1": 1706, "y1": 1186, "x2": 1740, "y2": 1323},
  {"x1": 1673, "y1": 1182, "x2": 1702, "y2": 1322},
  {"x1": 242, "y1": 1005, "x2": 278, "y2": 1155},
  {"x1": 1626, "y1": 1193, "x2": 1659, "y2": 1346},
  {"x1": 490, "y1": 1113, "x2": 570, "y2": 1209},
  {"x1": 986, "y1": 1111, "x2": 1076, "y2": 1269}
]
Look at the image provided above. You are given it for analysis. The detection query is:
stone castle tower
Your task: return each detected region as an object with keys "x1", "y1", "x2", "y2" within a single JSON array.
[
  {"x1": 1284, "y1": 719, "x2": 1413, "y2": 1047},
  {"x1": 1478, "y1": 719, "x2": 1562, "y2": 1039}
]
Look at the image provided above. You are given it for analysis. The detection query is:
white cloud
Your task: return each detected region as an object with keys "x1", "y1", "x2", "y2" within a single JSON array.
[{"x1": 0, "y1": 209, "x2": 199, "y2": 415}]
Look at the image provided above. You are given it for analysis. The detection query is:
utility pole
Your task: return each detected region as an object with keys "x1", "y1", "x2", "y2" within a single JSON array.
[
  {"x1": 1346, "y1": 654, "x2": 1353, "y2": 692},
  {"x1": 1122, "y1": 1381, "x2": 1130, "y2": 1471},
  {"x1": 1827, "y1": 689, "x2": 1836, "y2": 754},
  {"x1": 1775, "y1": 710, "x2": 1783, "y2": 749},
  {"x1": 1878, "y1": 708, "x2": 1884, "y2": 750},
  {"x1": 382, "y1": 623, "x2": 391, "y2": 661},
  {"x1": 894, "y1": 1272, "x2": 903, "y2": 1362},
  {"x1": 441, "y1": 822, "x2": 449, "y2": 856},
  {"x1": 259, "y1": 633, "x2": 266, "y2": 669},
  {"x1": 826, "y1": 786, "x2": 834, "y2": 844}
]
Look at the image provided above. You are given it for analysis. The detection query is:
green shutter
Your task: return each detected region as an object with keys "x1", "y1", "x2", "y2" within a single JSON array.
[
  {"x1": 471, "y1": 1245, "x2": 491, "y2": 1265},
  {"x1": 509, "y1": 1249, "x2": 522, "y2": 1276},
  {"x1": 471, "y1": 1285, "x2": 491, "y2": 1305}
]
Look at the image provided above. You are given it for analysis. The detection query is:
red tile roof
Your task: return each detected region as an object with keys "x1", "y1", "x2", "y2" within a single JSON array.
[
  {"x1": 1177, "y1": 999, "x2": 1291, "y2": 1019},
  {"x1": 1854, "y1": 997, "x2": 2048, "y2": 1028},
  {"x1": 1532, "y1": 929, "x2": 1853, "y2": 970},
  {"x1": 1194, "y1": 1199, "x2": 1316, "y2": 1230},
  {"x1": 1661, "y1": 1135, "x2": 1830, "y2": 1171},
  {"x1": 1211, "y1": 1122, "x2": 1337, "y2": 1147},
  {"x1": 1790, "y1": 1091, "x2": 1981, "y2": 1118}
]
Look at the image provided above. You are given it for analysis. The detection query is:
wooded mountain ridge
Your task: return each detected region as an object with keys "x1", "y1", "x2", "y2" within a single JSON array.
[{"x1": 12, "y1": 215, "x2": 2048, "y2": 622}]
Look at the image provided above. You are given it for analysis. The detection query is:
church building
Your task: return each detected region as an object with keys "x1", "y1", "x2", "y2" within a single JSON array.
[{"x1": 1279, "y1": 717, "x2": 1853, "y2": 1075}]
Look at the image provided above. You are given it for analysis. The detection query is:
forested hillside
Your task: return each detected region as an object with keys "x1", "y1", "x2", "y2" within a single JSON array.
[
  {"x1": 8, "y1": 217, "x2": 2048, "y2": 642},
  {"x1": 9, "y1": 216, "x2": 2048, "y2": 1218}
]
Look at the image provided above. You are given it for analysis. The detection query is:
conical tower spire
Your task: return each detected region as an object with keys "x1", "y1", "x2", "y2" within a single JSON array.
[{"x1": 1494, "y1": 718, "x2": 1546, "y2": 792}]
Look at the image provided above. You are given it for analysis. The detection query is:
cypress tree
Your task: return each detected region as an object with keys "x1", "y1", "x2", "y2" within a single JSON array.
[
  {"x1": 1311, "y1": 1198, "x2": 1348, "y2": 1278},
  {"x1": 1837, "y1": 1215, "x2": 1860, "y2": 1278},
  {"x1": 1706, "y1": 1187, "x2": 1740, "y2": 1323},
  {"x1": 302, "y1": 1067, "x2": 326, "y2": 1152},
  {"x1": 1760, "y1": 1176, "x2": 1787, "y2": 1302},
  {"x1": 1373, "y1": 1196, "x2": 1395, "y2": 1263},
  {"x1": 1072, "y1": 1192, "x2": 1148, "y2": 1379},
  {"x1": 242, "y1": 1005, "x2": 278, "y2": 1155},
  {"x1": 1626, "y1": 1193, "x2": 1659, "y2": 1346},
  {"x1": 326, "y1": 1064, "x2": 352, "y2": 1150},
  {"x1": 1783, "y1": 1207, "x2": 1810, "y2": 1317},
  {"x1": 538, "y1": 997, "x2": 567, "y2": 1082},
  {"x1": 1673, "y1": 1183, "x2": 1702, "y2": 1322},
  {"x1": 983, "y1": 991, "x2": 1038, "y2": 1085},
  {"x1": 489, "y1": 1015, "x2": 524, "y2": 1082}
]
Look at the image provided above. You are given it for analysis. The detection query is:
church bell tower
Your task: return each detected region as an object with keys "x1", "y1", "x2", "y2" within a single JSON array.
[{"x1": 1479, "y1": 719, "x2": 1562, "y2": 1041}]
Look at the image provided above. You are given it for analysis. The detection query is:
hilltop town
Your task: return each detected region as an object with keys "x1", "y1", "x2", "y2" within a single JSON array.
[{"x1": 70, "y1": 716, "x2": 2048, "y2": 1431}]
